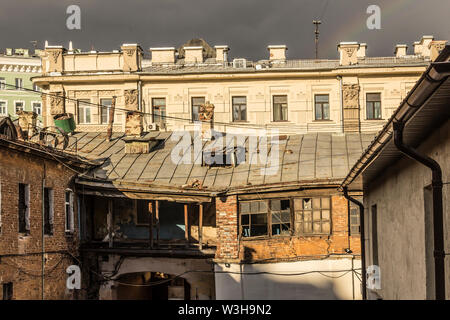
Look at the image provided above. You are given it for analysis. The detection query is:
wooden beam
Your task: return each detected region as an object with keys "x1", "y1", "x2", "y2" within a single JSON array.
[
  {"x1": 199, "y1": 203, "x2": 203, "y2": 251},
  {"x1": 148, "y1": 201, "x2": 153, "y2": 249},
  {"x1": 155, "y1": 200, "x2": 160, "y2": 247},
  {"x1": 184, "y1": 204, "x2": 189, "y2": 246}
]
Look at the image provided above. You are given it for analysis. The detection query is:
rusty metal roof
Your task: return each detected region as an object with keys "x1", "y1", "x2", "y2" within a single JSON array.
[{"x1": 68, "y1": 131, "x2": 375, "y2": 193}]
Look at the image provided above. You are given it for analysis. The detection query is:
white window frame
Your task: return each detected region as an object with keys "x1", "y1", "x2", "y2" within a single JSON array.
[
  {"x1": 0, "y1": 77, "x2": 6, "y2": 90},
  {"x1": 32, "y1": 101, "x2": 42, "y2": 116},
  {"x1": 65, "y1": 189, "x2": 74, "y2": 233},
  {"x1": 99, "y1": 98, "x2": 113, "y2": 124},
  {"x1": 0, "y1": 100, "x2": 7, "y2": 116},
  {"x1": 14, "y1": 100, "x2": 25, "y2": 115},
  {"x1": 77, "y1": 99, "x2": 92, "y2": 124},
  {"x1": 15, "y1": 78, "x2": 23, "y2": 90}
]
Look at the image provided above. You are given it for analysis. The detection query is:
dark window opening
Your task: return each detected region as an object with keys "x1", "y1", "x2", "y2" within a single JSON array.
[
  {"x1": 137, "y1": 200, "x2": 150, "y2": 225},
  {"x1": 2, "y1": 282, "x2": 13, "y2": 300},
  {"x1": 18, "y1": 183, "x2": 29, "y2": 235},
  {"x1": 44, "y1": 188, "x2": 54, "y2": 236},
  {"x1": 65, "y1": 190, "x2": 74, "y2": 233}
]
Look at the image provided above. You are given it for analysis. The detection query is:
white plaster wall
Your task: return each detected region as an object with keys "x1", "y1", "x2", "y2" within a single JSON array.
[
  {"x1": 363, "y1": 120, "x2": 449, "y2": 299},
  {"x1": 215, "y1": 258, "x2": 362, "y2": 300}
]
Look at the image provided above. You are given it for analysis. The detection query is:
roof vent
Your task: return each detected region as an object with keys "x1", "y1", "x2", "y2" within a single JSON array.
[{"x1": 123, "y1": 135, "x2": 163, "y2": 154}]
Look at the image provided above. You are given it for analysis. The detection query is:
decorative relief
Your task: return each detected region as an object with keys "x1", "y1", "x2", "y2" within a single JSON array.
[
  {"x1": 50, "y1": 51, "x2": 61, "y2": 64},
  {"x1": 50, "y1": 92, "x2": 65, "y2": 115},
  {"x1": 214, "y1": 93, "x2": 224, "y2": 101},
  {"x1": 345, "y1": 47, "x2": 356, "y2": 58},
  {"x1": 75, "y1": 90, "x2": 92, "y2": 98},
  {"x1": 98, "y1": 90, "x2": 116, "y2": 96},
  {"x1": 199, "y1": 102, "x2": 215, "y2": 121},
  {"x1": 124, "y1": 89, "x2": 139, "y2": 110},
  {"x1": 342, "y1": 84, "x2": 360, "y2": 109},
  {"x1": 255, "y1": 92, "x2": 265, "y2": 100},
  {"x1": 174, "y1": 94, "x2": 183, "y2": 102},
  {"x1": 124, "y1": 49, "x2": 135, "y2": 57}
]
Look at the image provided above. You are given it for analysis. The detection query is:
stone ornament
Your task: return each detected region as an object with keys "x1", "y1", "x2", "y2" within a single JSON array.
[
  {"x1": 343, "y1": 84, "x2": 360, "y2": 109},
  {"x1": 124, "y1": 89, "x2": 139, "y2": 110}
]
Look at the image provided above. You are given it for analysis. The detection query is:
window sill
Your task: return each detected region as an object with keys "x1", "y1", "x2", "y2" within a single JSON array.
[
  {"x1": 365, "y1": 118, "x2": 384, "y2": 121},
  {"x1": 312, "y1": 119, "x2": 333, "y2": 122}
]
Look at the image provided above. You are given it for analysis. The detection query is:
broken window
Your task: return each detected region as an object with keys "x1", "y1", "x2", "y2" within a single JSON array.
[
  {"x1": 294, "y1": 197, "x2": 331, "y2": 235},
  {"x1": 240, "y1": 200, "x2": 268, "y2": 238},
  {"x1": 271, "y1": 199, "x2": 291, "y2": 236},
  {"x1": 65, "y1": 190, "x2": 74, "y2": 233},
  {"x1": 18, "y1": 183, "x2": 30, "y2": 235},
  {"x1": 2, "y1": 282, "x2": 13, "y2": 300},
  {"x1": 202, "y1": 146, "x2": 245, "y2": 167},
  {"x1": 44, "y1": 188, "x2": 54, "y2": 236}
]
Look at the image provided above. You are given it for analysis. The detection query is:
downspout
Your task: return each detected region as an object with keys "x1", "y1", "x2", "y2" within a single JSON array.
[
  {"x1": 42, "y1": 163, "x2": 46, "y2": 300},
  {"x1": 393, "y1": 121, "x2": 445, "y2": 300},
  {"x1": 343, "y1": 187, "x2": 367, "y2": 300},
  {"x1": 337, "y1": 75, "x2": 344, "y2": 133}
]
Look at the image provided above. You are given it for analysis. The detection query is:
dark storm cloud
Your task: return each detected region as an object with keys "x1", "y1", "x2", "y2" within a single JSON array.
[{"x1": 0, "y1": 0, "x2": 449, "y2": 60}]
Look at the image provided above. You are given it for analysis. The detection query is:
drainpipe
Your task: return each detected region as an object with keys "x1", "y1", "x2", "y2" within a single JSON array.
[
  {"x1": 138, "y1": 80, "x2": 142, "y2": 112},
  {"x1": 393, "y1": 121, "x2": 445, "y2": 300},
  {"x1": 42, "y1": 163, "x2": 46, "y2": 300},
  {"x1": 343, "y1": 187, "x2": 367, "y2": 300},
  {"x1": 337, "y1": 75, "x2": 344, "y2": 133}
]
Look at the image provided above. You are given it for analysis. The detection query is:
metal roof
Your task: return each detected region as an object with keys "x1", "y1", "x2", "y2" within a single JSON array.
[{"x1": 67, "y1": 131, "x2": 375, "y2": 193}]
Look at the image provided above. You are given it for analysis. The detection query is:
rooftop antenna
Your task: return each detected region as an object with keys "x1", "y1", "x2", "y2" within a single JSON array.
[{"x1": 313, "y1": 20, "x2": 321, "y2": 60}]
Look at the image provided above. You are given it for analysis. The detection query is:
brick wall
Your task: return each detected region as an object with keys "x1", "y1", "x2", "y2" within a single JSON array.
[
  {"x1": 0, "y1": 145, "x2": 79, "y2": 300},
  {"x1": 215, "y1": 192, "x2": 361, "y2": 262}
]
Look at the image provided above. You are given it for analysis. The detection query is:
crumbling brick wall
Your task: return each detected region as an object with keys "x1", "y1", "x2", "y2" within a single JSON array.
[
  {"x1": 215, "y1": 192, "x2": 361, "y2": 262},
  {"x1": 0, "y1": 146, "x2": 80, "y2": 300}
]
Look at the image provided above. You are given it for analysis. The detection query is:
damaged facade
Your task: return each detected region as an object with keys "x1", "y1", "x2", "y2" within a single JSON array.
[{"x1": 0, "y1": 117, "x2": 95, "y2": 300}]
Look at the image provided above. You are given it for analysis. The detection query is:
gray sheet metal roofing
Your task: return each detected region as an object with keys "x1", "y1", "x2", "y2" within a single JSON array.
[{"x1": 68, "y1": 131, "x2": 375, "y2": 192}]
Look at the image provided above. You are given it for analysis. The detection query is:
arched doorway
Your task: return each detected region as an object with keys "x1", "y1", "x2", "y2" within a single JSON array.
[{"x1": 115, "y1": 272, "x2": 191, "y2": 300}]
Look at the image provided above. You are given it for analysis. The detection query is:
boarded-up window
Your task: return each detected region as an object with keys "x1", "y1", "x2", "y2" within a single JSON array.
[
  {"x1": 294, "y1": 197, "x2": 331, "y2": 235},
  {"x1": 270, "y1": 199, "x2": 291, "y2": 236},
  {"x1": 44, "y1": 188, "x2": 54, "y2": 235},
  {"x1": 18, "y1": 183, "x2": 30, "y2": 235}
]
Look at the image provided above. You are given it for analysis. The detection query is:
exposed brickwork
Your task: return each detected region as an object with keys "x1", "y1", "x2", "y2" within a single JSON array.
[
  {"x1": 215, "y1": 193, "x2": 361, "y2": 262},
  {"x1": 215, "y1": 195, "x2": 239, "y2": 260},
  {"x1": 0, "y1": 145, "x2": 80, "y2": 300}
]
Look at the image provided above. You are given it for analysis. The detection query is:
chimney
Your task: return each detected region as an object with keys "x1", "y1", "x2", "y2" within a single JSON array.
[
  {"x1": 43, "y1": 45, "x2": 66, "y2": 74},
  {"x1": 214, "y1": 45, "x2": 229, "y2": 63},
  {"x1": 414, "y1": 35, "x2": 434, "y2": 57},
  {"x1": 337, "y1": 42, "x2": 360, "y2": 66},
  {"x1": 150, "y1": 47, "x2": 176, "y2": 64},
  {"x1": 125, "y1": 111, "x2": 143, "y2": 136},
  {"x1": 268, "y1": 45, "x2": 287, "y2": 62},
  {"x1": 121, "y1": 43, "x2": 143, "y2": 72},
  {"x1": 428, "y1": 40, "x2": 448, "y2": 61},
  {"x1": 199, "y1": 102, "x2": 215, "y2": 141},
  {"x1": 395, "y1": 44, "x2": 408, "y2": 57},
  {"x1": 184, "y1": 46, "x2": 204, "y2": 63},
  {"x1": 357, "y1": 43, "x2": 367, "y2": 58}
]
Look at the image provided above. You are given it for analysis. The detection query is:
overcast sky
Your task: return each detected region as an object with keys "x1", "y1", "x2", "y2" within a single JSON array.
[{"x1": 1, "y1": 0, "x2": 449, "y2": 60}]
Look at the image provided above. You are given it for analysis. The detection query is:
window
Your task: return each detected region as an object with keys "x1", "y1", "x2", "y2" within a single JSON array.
[
  {"x1": 0, "y1": 101, "x2": 7, "y2": 115},
  {"x1": 240, "y1": 200, "x2": 268, "y2": 237},
  {"x1": 15, "y1": 101, "x2": 24, "y2": 114},
  {"x1": 15, "y1": 78, "x2": 23, "y2": 90},
  {"x1": 371, "y1": 204, "x2": 378, "y2": 265},
  {"x1": 32, "y1": 102, "x2": 41, "y2": 116},
  {"x1": 152, "y1": 98, "x2": 166, "y2": 124},
  {"x1": 232, "y1": 96, "x2": 247, "y2": 121},
  {"x1": 100, "y1": 98, "x2": 112, "y2": 124},
  {"x1": 18, "y1": 183, "x2": 30, "y2": 235},
  {"x1": 273, "y1": 95, "x2": 288, "y2": 121},
  {"x1": 314, "y1": 94, "x2": 330, "y2": 120},
  {"x1": 65, "y1": 190, "x2": 74, "y2": 233},
  {"x1": 270, "y1": 199, "x2": 291, "y2": 236},
  {"x1": 0, "y1": 77, "x2": 5, "y2": 90},
  {"x1": 366, "y1": 93, "x2": 382, "y2": 120},
  {"x1": 191, "y1": 97, "x2": 205, "y2": 122},
  {"x1": 2, "y1": 283, "x2": 13, "y2": 300},
  {"x1": 349, "y1": 198, "x2": 361, "y2": 235},
  {"x1": 294, "y1": 197, "x2": 331, "y2": 235},
  {"x1": 240, "y1": 199, "x2": 291, "y2": 238},
  {"x1": 77, "y1": 99, "x2": 92, "y2": 124},
  {"x1": 44, "y1": 188, "x2": 54, "y2": 236},
  {"x1": 33, "y1": 83, "x2": 41, "y2": 92}
]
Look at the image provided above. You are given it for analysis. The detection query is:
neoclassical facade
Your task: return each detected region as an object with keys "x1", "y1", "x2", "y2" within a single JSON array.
[{"x1": 33, "y1": 36, "x2": 447, "y2": 135}]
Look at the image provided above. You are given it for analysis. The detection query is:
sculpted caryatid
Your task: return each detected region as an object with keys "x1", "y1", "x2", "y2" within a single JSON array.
[{"x1": 199, "y1": 102, "x2": 214, "y2": 121}]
